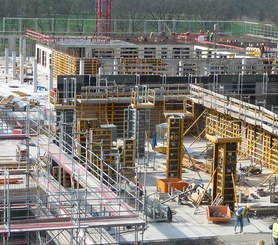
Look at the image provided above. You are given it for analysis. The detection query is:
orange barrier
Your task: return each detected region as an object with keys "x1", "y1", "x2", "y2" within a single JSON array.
[
  {"x1": 157, "y1": 178, "x2": 189, "y2": 193},
  {"x1": 206, "y1": 205, "x2": 231, "y2": 223}
]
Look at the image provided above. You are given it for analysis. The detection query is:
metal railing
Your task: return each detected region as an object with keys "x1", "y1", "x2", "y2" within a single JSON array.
[
  {"x1": 189, "y1": 84, "x2": 278, "y2": 136},
  {"x1": 0, "y1": 18, "x2": 277, "y2": 38}
]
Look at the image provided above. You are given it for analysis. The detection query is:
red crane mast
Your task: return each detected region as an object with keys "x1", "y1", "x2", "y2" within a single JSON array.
[{"x1": 95, "y1": 0, "x2": 112, "y2": 36}]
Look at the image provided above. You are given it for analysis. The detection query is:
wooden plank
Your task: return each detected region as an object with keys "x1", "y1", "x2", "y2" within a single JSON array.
[
  {"x1": 11, "y1": 91, "x2": 31, "y2": 97},
  {"x1": 0, "y1": 95, "x2": 14, "y2": 105}
]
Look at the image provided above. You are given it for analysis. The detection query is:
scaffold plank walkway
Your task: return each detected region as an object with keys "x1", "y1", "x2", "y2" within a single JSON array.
[
  {"x1": 0, "y1": 215, "x2": 143, "y2": 233},
  {"x1": 37, "y1": 135, "x2": 143, "y2": 218}
]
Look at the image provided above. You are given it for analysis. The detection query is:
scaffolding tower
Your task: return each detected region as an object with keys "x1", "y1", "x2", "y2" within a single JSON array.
[{"x1": 0, "y1": 106, "x2": 145, "y2": 245}]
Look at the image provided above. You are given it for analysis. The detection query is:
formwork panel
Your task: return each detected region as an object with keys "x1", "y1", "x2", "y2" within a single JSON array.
[
  {"x1": 166, "y1": 116, "x2": 184, "y2": 179},
  {"x1": 52, "y1": 50, "x2": 98, "y2": 78},
  {"x1": 122, "y1": 138, "x2": 136, "y2": 180},
  {"x1": 269, "y1": 137, "x2": 278, "y2": 170},
  {"x1": 89, "y1": 128, "x2": 112, "y2": 177}
]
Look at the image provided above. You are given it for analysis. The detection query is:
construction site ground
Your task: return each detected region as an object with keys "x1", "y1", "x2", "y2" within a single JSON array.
[
  {"x1": 122, "y1": 137, "x2": 277, "y2": 244},
  {"x1": 0, "y1": 57, "x2": 277, "y2": 244}
]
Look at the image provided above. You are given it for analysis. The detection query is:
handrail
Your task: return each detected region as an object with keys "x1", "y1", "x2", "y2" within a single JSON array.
[{"x1": 190, "y1": 84, "x2": 278, "y2": 136}]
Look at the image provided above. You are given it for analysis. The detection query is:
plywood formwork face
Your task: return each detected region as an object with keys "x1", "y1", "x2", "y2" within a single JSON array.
[
  {"x1": 89, "y1": 128, "x2": 112, "y2": 178},
  {"x1": 78, "y1": 101, "x2": 165, "y2": 140},
  {"x1": 107, "y1": 102, "x2": 129, "y2": 139},
  {"x1": 78, "y1": 103, "x2": 107, "y2": 124},
  {"x1": 122, "y1": 138, "x2": 136, "y2": 180},
  {"x1": 52, "y1": 50, "x2": 98, "y2": 78},
  {"x1": 76, "y1": 118, "x2": 99, "y2": 160},
  {"x1": 205, "y1": 109, "x2": 278, "y2": 171},
  {"x1": 263, "y1": 132, "x2": 271, "y2": 166},
  {"x1": 163, "y1": 97, "x2": 184, "y2": 114},
  {"x1": 269, "y1": 137, "x2": 278, "y2": 170},
  {"x1": 149, "y1": 101, "x2": 164, "y2": 132},
  {"x1": 206, "y1": 110, "x2": 218, "y2": 135}
]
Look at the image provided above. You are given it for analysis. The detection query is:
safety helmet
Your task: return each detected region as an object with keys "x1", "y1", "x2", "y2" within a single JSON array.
[{"x1": 246, "y1": 204, "x2": 252, "y2": 210}]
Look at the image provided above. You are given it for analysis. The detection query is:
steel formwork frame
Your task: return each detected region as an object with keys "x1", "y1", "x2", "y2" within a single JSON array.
[{"x1": 207, "y1": 135, "x2": 241, "y2": 212}]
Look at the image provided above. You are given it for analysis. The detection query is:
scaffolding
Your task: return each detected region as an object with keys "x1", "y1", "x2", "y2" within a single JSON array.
[{"x1": 0, "y1": 106, "x2": 145, "y2": 245}]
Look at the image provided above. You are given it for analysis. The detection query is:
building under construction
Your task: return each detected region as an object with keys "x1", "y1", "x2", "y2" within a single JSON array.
[{"x1": 0, "y1": 15, "x2": 277, "y2": 245}]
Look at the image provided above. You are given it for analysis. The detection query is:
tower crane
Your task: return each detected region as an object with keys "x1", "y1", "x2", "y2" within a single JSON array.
[{"x1": 96, "y1": 0, "x2": 112, "y2": 36}]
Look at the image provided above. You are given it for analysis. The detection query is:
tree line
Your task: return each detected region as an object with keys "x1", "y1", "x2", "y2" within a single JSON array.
[{"x1": 0, "y1": 0, "x2": 277, "y2": 23}]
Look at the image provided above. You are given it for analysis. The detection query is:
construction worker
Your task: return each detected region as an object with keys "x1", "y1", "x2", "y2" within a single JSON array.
[
  {"x1": 269, "y1": 218, "x2": 278, "y2": 245},
  {"x1": 151, "y1": 130, "x2": 157, "y2": 150},
  {"x1": 234, "y1": 205, "x2": 251, "y2": 233},
  {"x1": 116, "y1": 145, "x2": 124, "y2": 163}
]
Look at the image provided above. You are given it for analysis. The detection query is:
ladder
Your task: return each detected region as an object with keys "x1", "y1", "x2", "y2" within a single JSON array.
[{"x1": 211, "y1": 193, "x2": 223, "y2": 206}]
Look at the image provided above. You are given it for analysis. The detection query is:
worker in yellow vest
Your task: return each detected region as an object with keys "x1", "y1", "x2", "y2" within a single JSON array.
[
  {"x1": 116, "y1": 145, "x2": 124, "y2": 164},
  {"x1": 234, "y1": 205, "x2": 251, "y2": 233},
  {"x1": 269, "y1": 218, "x2": 278, "y2": 245}
]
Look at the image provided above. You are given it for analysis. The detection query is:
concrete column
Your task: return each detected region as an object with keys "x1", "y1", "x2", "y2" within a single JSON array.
[
  {"x1": 242, "y1": 57, "x2": 246, "y2": 75},
  {"x1": 79, "y1": 60, "x2": 85, "y2": 75},
  {"x1": 12, "y1": 51, "x2": 16, "y2": 79},
  {"x1": 23, "y1": 38, "x2": 26, "y2": 61},
  {"x1": 19, "y1": 37, "x2": 23, "y2": 54},
  {"x1": 178, "y1": 60, "x2": 183, "y2": 77},
  {"x1": 8, "y1": 36, "x2": 16, "y2": 52},
  {"x1": 156, "y1": 46, "x2": 162, "y2": 59},
  {"x1": 48, "y1": 65, "x2": 53, "y2": 91},
  {"x1": 5, "y1": 48, "x2": 9, "y2": 75},
  {"x1": 85, "y1": 47, "x2": 91, "y2": 57},
  {"x1": 98, "y1": 66, "x2": 103, "y2": 76},
  {"x1": 113, "y1": 59, "x2": 118, "y2": 75},
  {"x1": 20, "y1": 53, "x2": 24, "y2": 84},
  {"x1": 33, "y1": 59, "x2": 37, "y2": 93}
]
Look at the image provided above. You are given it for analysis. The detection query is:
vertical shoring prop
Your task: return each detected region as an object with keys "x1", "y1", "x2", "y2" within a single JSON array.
[
  {"x1": 231, "y1": 173, "x2": 238, "y2": 209},
  {"x1": 7, "y1": 171, "x2": 10, "y2": 239},
  {"x1": 183, "y1": 109, "x2": 207, "y2": 137},
  {"x1": 76, "y1": 171, "x2": 81, "y2": 243},
  {"x1": 99, "y1": 140, "x2": 104, "y2": 244},
  {"x1": 194, "y1": 168, "x2": 217, "y2": 213},
  {"x1": 58, "y1": 115, "x2": 62, "y2": 216},
  {"x1": 85, "y1": 129, "x2": 89, "y2": 217},
  {"x1": 26, "y1": 103, "x2": 31, "y2": 243},
  {"x1": 247, "y1": 141, "x2": 278, "y2": 176},
  {"x1": 3, "y1": 170, "x2": 6, "y2": 237},
  {"x1": 70, "y1": 114, "x2": 79, "y2": 243}
]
